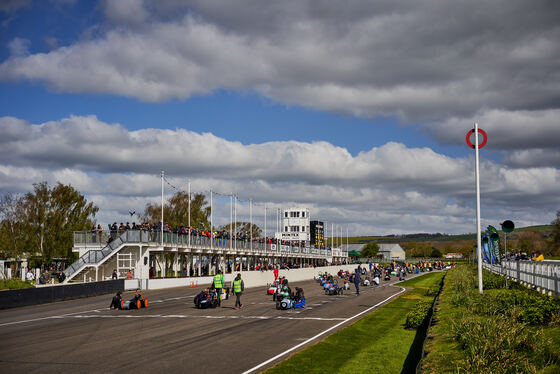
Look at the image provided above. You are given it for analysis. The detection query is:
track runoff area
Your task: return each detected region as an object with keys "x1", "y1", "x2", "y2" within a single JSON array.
[{"x1": 0, "y1": 270, "x2": 427, "y2": 373}]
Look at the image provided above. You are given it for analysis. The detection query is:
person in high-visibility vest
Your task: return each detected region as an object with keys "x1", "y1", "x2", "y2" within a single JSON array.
[
  {"x1": 232, "y1": 273, "x2": 244, "y2": 310},
  {"x1": 212, "y1": 270, "x2": 224, "y2": 306}
]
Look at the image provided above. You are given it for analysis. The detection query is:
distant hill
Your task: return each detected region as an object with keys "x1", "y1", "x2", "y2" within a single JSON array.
[{"x1": 333, "y1": 224, "x2": 554, "y2": 245}]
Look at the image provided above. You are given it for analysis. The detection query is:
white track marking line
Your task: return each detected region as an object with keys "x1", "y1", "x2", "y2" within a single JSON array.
[
  {"x1": 0, "y1": 307, "x2": 111, "y2": 327},
  {"x1": 24, "y1": 314, "x2": 349, "y2": 322},
  {"x1": 276, "y1": 316, "x2": 345, "y2": 321},
  {"x1": 242, "y1": 286, "x2": 407, "y2": 374},
  {"x1": 0, "y1": 295, "x2": 196, "y2": 327}
]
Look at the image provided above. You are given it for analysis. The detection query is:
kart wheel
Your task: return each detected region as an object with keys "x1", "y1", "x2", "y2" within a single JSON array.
[
  {"x1": 137, "y1": 300, "x2": 141, "y2": 309},
  {"x1": 281, "y1": 301, "x2": 288, "y2": 309}
]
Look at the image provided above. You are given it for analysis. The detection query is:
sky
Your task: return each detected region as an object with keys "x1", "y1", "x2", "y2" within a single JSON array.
[{"x1": 1, "y1": 0, "x2": 559, "y2": 236}]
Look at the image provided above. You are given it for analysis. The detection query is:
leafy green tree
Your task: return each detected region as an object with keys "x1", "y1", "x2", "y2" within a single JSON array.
[
  {"x1": 516, "y1": 230, "x2": 544, "y2": 254},
  {"x1": 360, "y1": 241, "x2": 379, "y2": 258},
  {"x1": 143, "y1": 191, "x2": 210, "y2": 229},
  {"x1": 218, "y1": 222, "x2": 262, "y2": 238},
  {"x1": 0, "y1": 193, "x2": 26, "y2": 258},
  {"x1": 21, "y1": 182, "x2": 98, "y2": 262},
  {"x1": 430, "y1": 248, "x2": 442, "y2": 258},
  {"x1": 549, "y1": 210, "x2": 560, "y2": 256}
]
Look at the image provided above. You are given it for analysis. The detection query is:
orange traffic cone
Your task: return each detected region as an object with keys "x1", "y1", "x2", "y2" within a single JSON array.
[{"x1": 195, "y1": 281, "x2": 198, "y2": 287}]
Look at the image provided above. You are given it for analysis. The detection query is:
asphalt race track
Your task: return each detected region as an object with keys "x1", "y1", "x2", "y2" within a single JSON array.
[{"x1": 0, "y1": 272, "x2": 424, "y2": 373}]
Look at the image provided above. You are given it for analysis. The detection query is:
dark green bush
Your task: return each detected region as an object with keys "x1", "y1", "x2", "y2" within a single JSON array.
[
  {"x1": 0, "y1": 279, "x2": 35, "y2": 290},
  {"x1": 482, "y1": 272, "x2": 507, "y2": 289},
  {"x1": 405, "y1": 299, "x2": 433, "y2": 329},
  {"x1": 472, "y1": 289, "x2": 560, "y2": 326}
]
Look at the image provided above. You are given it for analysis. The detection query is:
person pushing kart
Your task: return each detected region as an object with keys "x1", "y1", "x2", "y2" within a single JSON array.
[
  {"x1": 212, "y1": 270, "x2": 225, "y2": 307},
  {"x1": 109, "y1": 291, "x2": 122, "y2": 309}
]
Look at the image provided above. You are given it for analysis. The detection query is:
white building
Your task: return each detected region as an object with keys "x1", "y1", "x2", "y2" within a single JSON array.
[
  {"x1": 378, "y1": 244, "x2": 406, "y2": 261},
  {"x1": 275, "y1": 207, "x2": 310, "y2": 243}
]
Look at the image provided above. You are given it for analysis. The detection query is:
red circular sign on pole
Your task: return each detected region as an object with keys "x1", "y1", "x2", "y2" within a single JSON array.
[{"x1": 466, "y1": 128, "x2": 487, "y2": 149}]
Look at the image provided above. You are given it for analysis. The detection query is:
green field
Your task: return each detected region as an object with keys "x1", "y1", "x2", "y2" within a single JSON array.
[{"x1": 266, "y1": 272, "x2": 444, "y2": 374}]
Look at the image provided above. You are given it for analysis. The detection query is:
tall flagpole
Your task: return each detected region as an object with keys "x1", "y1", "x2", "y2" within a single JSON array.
[
  {"x1": 264, "y1": 203, "x2": 267, "y2": 243},
  {"x1": 475, "y1": 122, "x2": 483, "y2": 294},
  {"x1": 210, "y1": 189, "x2": 213, "y2": 250},
  {"x1": 230, "y1": 194, "x2": 233, "y2": 250},
  {"x1": 161, "y1": 170, "x2": 164, "y2": 246},
  {"x1": 234, "y1": 195, "x2": 237, "y2": 250},
  {"x1": 188, "y1": 179, "x2": 191, "y2": 246},
  {"x1": 250, "y1": 199, "x2": 253, "y2": 250}
]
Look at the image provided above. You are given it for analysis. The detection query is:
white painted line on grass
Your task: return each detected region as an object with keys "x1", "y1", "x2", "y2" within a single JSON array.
[{"x1": 241, "y1": 286, "x2": 407, "y2": 374}]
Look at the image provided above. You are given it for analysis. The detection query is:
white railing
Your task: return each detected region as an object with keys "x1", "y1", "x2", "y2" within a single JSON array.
[
  {"x1": 73, "y1": 230, "x2": 346, "y2": 257},
  {"x1": 483, "y1": 260, "x2": 559, "y2": 299}
]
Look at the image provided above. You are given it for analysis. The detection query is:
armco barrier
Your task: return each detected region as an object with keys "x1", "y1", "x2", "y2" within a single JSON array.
[{"x1": 0, "y1": 279, "x2": 124, "y2": 309}]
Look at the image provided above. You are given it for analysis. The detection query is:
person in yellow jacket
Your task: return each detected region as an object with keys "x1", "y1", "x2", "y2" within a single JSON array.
[
  {"x1": 232, "y1": 273, "x2": 245, "y2": 310},
  {"x1": 532, "y1": 252, "x2": 544, "y2": 261},
  {"x1": 212, "y1": 270, "x2": 225, "y2": 306}
]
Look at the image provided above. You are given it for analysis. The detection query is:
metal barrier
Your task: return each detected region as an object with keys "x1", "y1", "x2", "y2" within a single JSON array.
[
  {"x1": 0, "y1": 279, "x2": 124, "y2": 309},
  {"x1": 483, "y1": 260, "x2": 559, "y2": 299}
]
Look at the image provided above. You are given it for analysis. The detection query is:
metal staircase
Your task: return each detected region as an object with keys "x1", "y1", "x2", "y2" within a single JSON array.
[{"x1": 63, "y1": 232, "x2": 127, "y2": 283}]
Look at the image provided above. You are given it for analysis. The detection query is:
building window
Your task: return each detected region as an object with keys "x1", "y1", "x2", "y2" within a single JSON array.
[
  {"x1": 285, "y1": 212, "x2": 288, "y2": 218},
  {"x1": 285, "y1": 226, "x2": 288, "y2": 232},
  {"x1": 302, "y1": 226, "x2": 305, "y2": 232}
]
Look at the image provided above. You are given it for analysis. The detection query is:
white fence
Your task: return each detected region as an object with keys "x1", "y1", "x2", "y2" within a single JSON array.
[{"x1": 483, "y1": 260, "x2": 559, "y2": 299}]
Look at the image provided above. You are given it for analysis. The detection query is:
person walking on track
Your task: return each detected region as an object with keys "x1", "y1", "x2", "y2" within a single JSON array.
[
  {"x1": 213, "y1": 269, "x2": 224, "y2": 306},
  {"x1": 354, "y1": 264, "x2": 361, "y2": 296},
  {"x1": 232, "y1": 273, "x2": 244, "y2": 310}
]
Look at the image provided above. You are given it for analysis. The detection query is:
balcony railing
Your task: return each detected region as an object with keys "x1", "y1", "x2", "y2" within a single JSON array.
[{"x1": 73, "y1": 230, "x2": 348, "y2": 257}]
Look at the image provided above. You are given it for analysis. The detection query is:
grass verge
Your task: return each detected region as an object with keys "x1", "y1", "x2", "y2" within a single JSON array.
[
  {"x1": 421, "y1": 265, "x2": 560, "y2": 373},
  {"x1": 265, "y1": 272, "x2": 445, "y2": 374},
  {"x1": 0, "y1": 278, "x2": 35, "y2": 290}
]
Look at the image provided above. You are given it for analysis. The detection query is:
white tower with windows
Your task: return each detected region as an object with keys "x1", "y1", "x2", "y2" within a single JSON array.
[{"x1": 275, "y1": 207, "x2": 310, "y2": 243}]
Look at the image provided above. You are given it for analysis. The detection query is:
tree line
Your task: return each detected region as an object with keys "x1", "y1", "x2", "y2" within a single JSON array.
[{"x1": 0, "y1": 182, "x2": 98, "y2": 263}]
